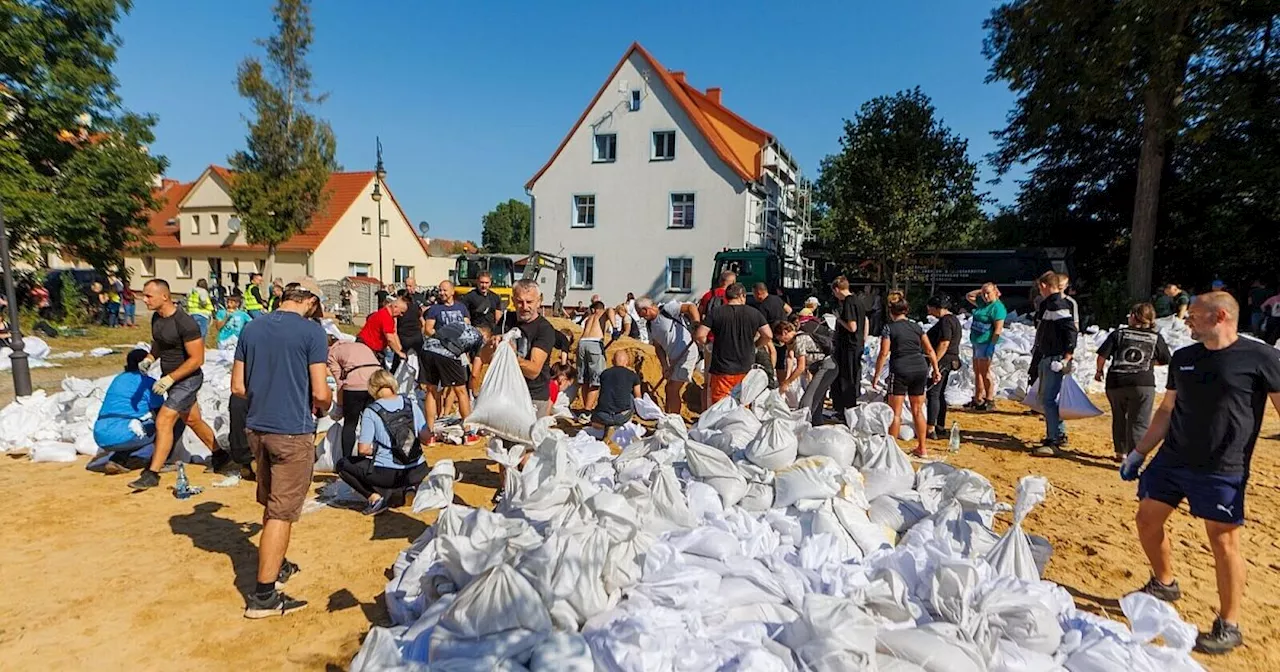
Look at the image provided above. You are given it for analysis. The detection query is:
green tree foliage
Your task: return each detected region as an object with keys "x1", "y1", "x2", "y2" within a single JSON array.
[
  {"x1": 228, "y1": 0, "x2": 336, "y2": 279},
  {"x1": 985, "y1": 1, "x2": 1280, "y2": 299},
  {"x1": 813, "y1": 88, "x2": 986, "y2": 286},
  {"x1": 481, "y1": 199, "x2": 531, "y2": 254},
  {"x1": 0, "y1": 0, "x2": 164, "y2": 271}
]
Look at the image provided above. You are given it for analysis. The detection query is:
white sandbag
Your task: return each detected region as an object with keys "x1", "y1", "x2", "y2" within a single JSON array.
[
  {"x1": 734, "y1": 368, "x2": 769, "y2": 406},
  {"x1": 744, "y1": 417, "x2": 799, "y2": 470},
  {"x1": 413, "y1": 460, "x2": 457, "y2": 513},
  {"x1": 773, "y1": 456, "x2": 844, "y2": 509},
  {"x1": 30, "y1": 440, "x2": 78, "y2": 462},
  {"x1": 315, "y1": 421, "x2": 344, "y2": 473},
  {"x1": 985, "y1": 476, "x2": 1050, "y2": 581},
  {"x1": 876, "y1": 623, "x2": 987, "y2": 672},
  {"x1": 73, "y1": 430, "x2": 99, "y2": 456},
  {"x1": 684, "y1": 439, "x2": 748, "y2": 507},
  {"x1": 633, "y1": 394, "x2": 663, "y2": 421},
  {"x1": 650, "y1": 464, "x2": 696, "y2": 529},
  {"x1": 851, "y1": 402, "x2": 894, "y2": 436},
  {"x1": 439, "y1": 563, "x2": 553, "y2": 638},
  {"x1": 898, "y1": 423, "x2": 915, "y2": 442},
  {"x1": 395, "y1": 351, "x2": 421, "y2": 395},
  {"x1": 859, "y1": 436, "x2": 915, "y2": 501},
  {"x1": 973, "y1": 577, "x2": 1065, "y2": 660},
  {"x1": 1121, "y1": 592, "x2": 1197, "y2": 652},
  {"x1": 350, "y1": 626, "x2": 427, "y2": 672},
  {"x1": 783, "y1": 594, "x2": 879, "y2": 671},
  {"x1": 942, "y1": 468, "x2": 1000, "y2": 527},
  {"x1": 869, "y1": 492, "x2": 930, "y2": 534},
  {"x1": 1021, "y1": 376, "x2": 1103, "y2": 420},
  {"x1": 913, "y1": 461, "x2": 958, "y2": 512},
  {"x1": 528, "y1": 631, "x2": 595, "y2": 672},
  {"x1": 468, "y1": 331, "x2": 538, "y2": 443},
  {"x1": 797, "y1": 424, "x2": 860, "y2": 467}
]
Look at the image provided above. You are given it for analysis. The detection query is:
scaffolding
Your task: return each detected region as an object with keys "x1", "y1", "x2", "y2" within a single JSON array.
[{"x1": 756, "y1": 143, "x2": 814, "y2": 291}]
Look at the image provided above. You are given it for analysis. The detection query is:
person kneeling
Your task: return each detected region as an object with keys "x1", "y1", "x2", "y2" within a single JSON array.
[
  {"x1": 337, "y1": 369, "x2": 431, "y2": 516},
  {"x1": 591, "y1": 351, "x2": 642, "y2": 444},
  {"x1": 88, "y1": 349, "x2": 186, "y2": 474}
]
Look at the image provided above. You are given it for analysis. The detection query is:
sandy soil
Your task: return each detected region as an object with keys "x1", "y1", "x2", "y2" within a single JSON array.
[{"x1": 2, "y1": 321, "x2": 1278, "y2": 670}]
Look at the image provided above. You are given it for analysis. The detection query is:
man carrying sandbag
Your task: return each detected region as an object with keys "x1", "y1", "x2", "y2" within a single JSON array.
[
  {"x1": 1030, "y1": 271, "x2": 1077, "y2": 457},
  {"x1": 510, "y1": 279, "x2": 556, "y2": 417},
  {"x1": 694, "y1": 282, "x2": 772, "y2": 405},
  {"x1": 1121, "y1": 292, "x2": 1280, "y2": 655},
  {"x1": 635, "y1": 296, "x2": 701, "y2": 415}
]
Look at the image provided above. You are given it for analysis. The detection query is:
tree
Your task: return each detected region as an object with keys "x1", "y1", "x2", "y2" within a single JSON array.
[
  {"x1": 228, "y1": 0, "x2": 336, "y2": 280},
  {"x1": 813, "y1": 88, "x2": 985, "y2": 288},
  {"x1": 0, "y1": 0, "x2": 165, "y2": 271},
  {"x1": 481, "y1": 198, "x2": 530, "y2": 254}
]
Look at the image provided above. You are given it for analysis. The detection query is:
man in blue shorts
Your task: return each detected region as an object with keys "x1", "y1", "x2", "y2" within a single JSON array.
[{"x1": 1121, "y1": 291, "x2": 1280, "y2": 655}]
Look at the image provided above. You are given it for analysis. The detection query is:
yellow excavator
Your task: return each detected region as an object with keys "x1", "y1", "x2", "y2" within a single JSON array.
[{"x1": 453, "y1": 252, "x2": 567, "y2": 314}]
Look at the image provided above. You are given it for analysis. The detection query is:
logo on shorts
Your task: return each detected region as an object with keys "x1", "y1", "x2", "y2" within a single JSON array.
[{"x1": 1217, "y1": 504, "x2": 1235, "y2": 517}]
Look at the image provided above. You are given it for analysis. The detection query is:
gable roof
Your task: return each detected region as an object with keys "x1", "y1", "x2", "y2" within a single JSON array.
[
  {"x1": 526, "y1": 42, "x2": 774, "y2": 190},
  {"x1": 141, "y1": 165, "x2": 430, "y2": 257}
]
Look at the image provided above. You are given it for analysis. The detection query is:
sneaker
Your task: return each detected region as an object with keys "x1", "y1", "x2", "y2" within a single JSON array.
[
  {"x1": 979, "y1": 400, "x2": 996, "y2": 412},
  {"x1": 1135, "y1": 576, "x2": 1182, "y2": 602},
  {"x1": 361, "y1": 497, "x2": 390, "y2": 516},
  {"x1": 276, "y1": 560, "x2": 300, "y2": 587},
  {"x1": 243, "y1": 590, "x2": 308, "y2": 619},
  {"x1": 206, "y1": 449, "x2": 238, "y2": 476},
  {"x1": 128, "y1": 470, "x2": 160, "y2": 490},
  {"x1": 1032, "y1": 443, "x2": 1062, "y2": 457},
  {"x1": 925, "y1": 429, "x2": 940, "y2": 441},
  {"x1": 1194, "y1": 617, "x2": 1243, "y2": 654},
  {"x1": 963, "y1": 400, "x2": 980, "y2": 409}
]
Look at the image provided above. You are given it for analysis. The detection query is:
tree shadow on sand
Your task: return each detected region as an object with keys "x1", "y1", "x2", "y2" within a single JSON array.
[{"x1": 168, "y1": 501, "x2": 261, "y2": 595}]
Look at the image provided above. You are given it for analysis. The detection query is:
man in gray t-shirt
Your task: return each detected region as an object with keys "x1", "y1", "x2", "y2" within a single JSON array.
[{"x1": 636, "y1": 296, "x2": 701, "y2": 414}]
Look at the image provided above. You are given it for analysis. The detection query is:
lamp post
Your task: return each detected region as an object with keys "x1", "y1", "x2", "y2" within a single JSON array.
[
  {"x1": 372, "y1": 137, "x2": 386, "y2": 283},
  {"x1": 0, "y1": 201, "x2": 33, "y2": 397}
]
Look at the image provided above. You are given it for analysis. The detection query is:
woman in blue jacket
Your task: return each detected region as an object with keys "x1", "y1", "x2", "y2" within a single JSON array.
[{"x1": 88, "y1": 349, "x2": 185, "y2": 474}]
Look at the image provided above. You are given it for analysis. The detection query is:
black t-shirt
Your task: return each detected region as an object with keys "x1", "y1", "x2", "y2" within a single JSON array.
[
  {"x1": 461, "y1": 290, "x2": 503, "y2": 331},
  {"x1": 1098, "y1": 327, "x2": 1171, "y2": 389},
  {"x1": 596, "y1": 366, "x2": 640, "y2": 415},
  {"x1": 926, "y1": 314, "x2": 963, "y2": 368},
  {"x1": 862, "y1": 294, "x2": 884, "y2": 338},
  {"x1": 751, "y1": 294, "x2": 786, "y2": 327},
  {"x1": 151, "y1": 309, "x2": 203, "y2": 376},
  {"x1": 837, "y1": 295, "x2": 866, "y2": 350},
  {"x1": 1161, "y1": 338, "x2": 1280, "y2": 474},
  {"x1": 514, "y1": 315, "x2": 556, "y2": 400},
  {"x1": 881, "y1": 319, "x2": 928, "y2": 373},
  {"x1": 707, "y1": 304, "x2": 766, "y2": 375},
  {"x1": 554, "y1": 329, "x2": 571, "y2": 353},
  {"x1": 397, "y1": 295, "x2": 424, "y2": 339}
]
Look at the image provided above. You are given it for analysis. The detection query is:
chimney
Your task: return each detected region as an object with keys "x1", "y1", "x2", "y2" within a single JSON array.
[
  {"x1": 706, "y1": 87, "x2": 722, "y2": 104},
  {"x1": 669, "y1": 70, "x2": 685, "y2": 83}
]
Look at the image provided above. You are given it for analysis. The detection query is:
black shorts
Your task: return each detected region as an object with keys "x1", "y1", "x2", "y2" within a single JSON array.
[
  {"x1": 418, "y1": 351, "x2": 468, "y2": 388},
  {"x1": 1139, "y1": 460, "x2": 1246, "y2": 525},
  {"x1": 888, "y1": 368, "x2": 928, "y2": 396}
]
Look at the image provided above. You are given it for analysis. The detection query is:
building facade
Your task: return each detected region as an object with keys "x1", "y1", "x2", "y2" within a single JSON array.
[
  {"x1": 526, "y1": 43, "x2": 812, "y2": 305},
  {"x1": 125, "y1": 166, "x2": 447, "y2": 296}
]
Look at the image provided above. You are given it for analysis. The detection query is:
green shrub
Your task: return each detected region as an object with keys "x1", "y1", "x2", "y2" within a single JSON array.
[{"x1": 58, "y1": 273, "x2": 89, "y2": 326}]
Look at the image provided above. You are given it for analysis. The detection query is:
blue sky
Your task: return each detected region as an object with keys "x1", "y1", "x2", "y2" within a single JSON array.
[{"x1": 114, "y1": 1, "x2": 1021, "y2": 242}]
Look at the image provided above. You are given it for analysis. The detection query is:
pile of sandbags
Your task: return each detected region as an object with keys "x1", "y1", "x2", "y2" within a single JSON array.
[
  {"x1": 354, "y1": 380, "x2": 1206, "y2": 671},
  {"x1": 0, "y1": 336, "x2": 55, "y2": 371}
]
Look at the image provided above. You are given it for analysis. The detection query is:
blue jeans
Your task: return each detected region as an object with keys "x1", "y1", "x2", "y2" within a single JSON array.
[
  {"x1": 1037, "y1": 356, "x2": 1067, "y2": 441},
  {"x1": 192, "y1": 314, "x2": 209, "y2": 338},
  {"x1": 1251, "y1": 311, "x2": 1265, "y2": 335},
  {"x1": 104, "y1": 301, "x2": 120, "y2": 327},
  {"x1": 123, "y1": 302, "x2": 136, "y2": 325}
]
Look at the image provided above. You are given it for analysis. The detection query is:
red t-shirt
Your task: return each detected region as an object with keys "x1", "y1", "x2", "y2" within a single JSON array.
[
  {"x1": 549, "y1": 379, "x2": 560, "y2": 404},
  {"x1": 357, "y1": 308, "x2": 397, "y2": 352}
]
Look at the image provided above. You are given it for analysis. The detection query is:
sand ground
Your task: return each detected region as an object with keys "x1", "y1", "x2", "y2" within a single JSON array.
[{"x1": 1, "y1": 327, "x2": 1278, "y2": 670}]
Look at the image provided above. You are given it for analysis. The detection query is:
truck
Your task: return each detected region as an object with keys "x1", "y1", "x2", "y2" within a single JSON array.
[{"x1": 711, "y1": 248, "x2": 813, "y2": 307}]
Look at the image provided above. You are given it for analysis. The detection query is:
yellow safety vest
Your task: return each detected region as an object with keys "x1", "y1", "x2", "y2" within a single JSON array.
[
  {"x1": 186, "y1": 288, "x2": 213, "y2": 317},
  {"x1": 242, "y1": 285, "x2": 264, "y2": 312}
]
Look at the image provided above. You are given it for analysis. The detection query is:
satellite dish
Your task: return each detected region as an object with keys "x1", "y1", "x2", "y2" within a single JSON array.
[
  {"x1": 418, "y1": 220, "x2": 430, "y2": 236},
  {"x1": 227, "y1": 217, "x2": 241, "y2": 233}
]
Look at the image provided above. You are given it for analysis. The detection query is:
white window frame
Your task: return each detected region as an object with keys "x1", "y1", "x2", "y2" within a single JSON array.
[
  {"x1": 379, "y1": 219, "x2": 389, "y2": 237},
  {"x1": 140, "y1": 256, "x2": 155, "y2": 277},
  {"x1": 177, "y1": 257, "x2": 192, "y2": 278},
  {"x1": 670, "y1": 193, "x2": 696, "y2": 229},
  {"x1": 593, "y1": 133, "x2": 617, "y2": 163},
  {"x1": 190, "y1": 214, "x2": 200, "y2": 234},
  {"x1": 349, "y1": 262, "x2": 371, "y2": 277},
  {"x1": 667, "y1": 257, "x2": 693, "y2": 293},
  {"x1": 361, "y1": 217, "x2": 371, "y2": 235},
  {"x1": 572, "y1": 195, "x2": 596, "y2": 228},
  {"x1": 210, "y1": 213, "x2": 219, "y2": 234},
  {"x1": 393, "y1": 265, "x2": 414, "y2": 283},
  {"x1": 570, "y1": 256, "x2": 594, "y2": 290},
  {"x1": 652, "y1": 130, "x2": 676, "y2": 161}
]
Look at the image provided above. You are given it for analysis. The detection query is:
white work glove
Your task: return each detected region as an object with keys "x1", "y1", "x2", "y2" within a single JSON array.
[
  {"x1": 1050, "y1": 360, "x2": 1065, "y2": 373},
  {"x1": 152, "y1": 375, "x2": 175, "y2": 395}
]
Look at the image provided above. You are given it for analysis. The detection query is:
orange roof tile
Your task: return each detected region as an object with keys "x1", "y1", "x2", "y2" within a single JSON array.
[
  {"x1": 140, "y1": 165, "x2": 430, "y2": 258},
  {"x1": 526, "y1": 42, "x2": 774, "y2": 190}
]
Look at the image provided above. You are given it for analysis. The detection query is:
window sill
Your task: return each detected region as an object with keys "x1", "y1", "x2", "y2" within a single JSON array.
[
  {"x1": 667, "y1": 225, "x2": 694, "y2": 230},
  {"x1": 592, "y1": 159, "x2": 616, "y2": 164},
  {"x1": 570, "y1": 286, "x2": 594, "y2": 291},
  {"x1": 650, "y1": 157, "x2": 675, "y2": 162},
  {"x1": 666, "y1": 287, "x2": 691, "y2": 293},
  {"x1": 570, "y1": 224, "x2": 596, "y2": 229}
]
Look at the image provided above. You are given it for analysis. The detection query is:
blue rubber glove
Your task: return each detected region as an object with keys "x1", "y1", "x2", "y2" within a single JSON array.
[{"x1": 1119, "y1": 451, "x2": 1146, "y2": 481}]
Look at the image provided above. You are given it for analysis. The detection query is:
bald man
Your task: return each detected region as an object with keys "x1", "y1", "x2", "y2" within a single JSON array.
[
  {"x1": 424, "y1": 279, "x2": 470, "y2": 336},
  {"x1": 1121, "y1": 292, "x2": 1280, "y2": 655},
  {"x1": 591, "y1": 350, "x2": 641, "y2": 440}
]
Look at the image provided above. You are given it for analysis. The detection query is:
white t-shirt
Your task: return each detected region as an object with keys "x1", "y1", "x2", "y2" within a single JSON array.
[
  {"x1": 626, "y1": 299, "x2": 649, "y2": 344},
  {"x1": 648, "y1": 301, "x2": 693, "y2": 361}
]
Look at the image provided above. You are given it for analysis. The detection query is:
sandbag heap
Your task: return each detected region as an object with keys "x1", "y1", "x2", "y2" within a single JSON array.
[{"x1": 355, "y1": 397, "x2": 1205, "y2": 672}]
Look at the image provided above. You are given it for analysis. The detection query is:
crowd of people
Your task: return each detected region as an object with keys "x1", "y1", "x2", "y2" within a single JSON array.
[{"x1": 70, "y1": 265, "x2": 1280, "y2": 655}]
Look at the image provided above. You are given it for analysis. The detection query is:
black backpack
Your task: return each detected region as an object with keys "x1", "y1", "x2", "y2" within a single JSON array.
[
  {"x1": 370, "y1": 396, "x2": 421, "y2": 466},
  {"x1": 798, "y1": 319, "x2": 835, "y2": 355}
]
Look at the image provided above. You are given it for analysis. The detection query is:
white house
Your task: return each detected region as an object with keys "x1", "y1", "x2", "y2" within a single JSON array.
[{"x1": 526, "y1": 42, "x2": 813, "y2": 305}]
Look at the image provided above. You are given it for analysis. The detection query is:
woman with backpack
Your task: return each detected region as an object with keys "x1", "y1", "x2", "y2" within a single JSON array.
[
  {"x1": 336, "y1": 369, "x2": 431, "y2": 516},
  {"x1": 924, "y1": 295, "x2": 963, "y2": 439},
  {"x1": 1094, "y1": 303, "x2": 1172, "y2": 461},
  {"x1": 870, "y1": 297, "x2": 943, "y2": 457},
  {"x1": 776, "y1": 320, "x2": 837, "y2": 425}
]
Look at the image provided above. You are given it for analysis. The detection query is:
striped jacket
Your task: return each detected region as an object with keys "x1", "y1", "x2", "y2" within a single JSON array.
[{"x1": 1033, "y1": 293, "x2": 1078, "y2": 358}]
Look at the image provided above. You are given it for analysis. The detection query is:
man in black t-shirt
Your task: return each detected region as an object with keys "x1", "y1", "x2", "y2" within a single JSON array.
[
  {"x1": 128, "y1": 279, "x2": 231, "y2": 490},
  {"x1": 694, "y1": 283, "x2": 771, "y2": 405},
  {"x1": 750, "y1": 283, "x2": 786, "y2": 379},
  {"x1": 510, "y1": 279, "x2": 556, "y2": 416},
  {"x1": 831, "y1": 276, "x2": 867, "y2": 414},
  {"x1": 391, "y1": 278, "x2": 426, "y2": 375},
  {"x1": 1121, "y1": 292, "x2": 1280, "y2": 655},
  {"x1": 591, "y1": 350, "x2": 642, "y2": 440},
  {"x1": 459, "y1": 271, "x2": 504, "y2": 333}
]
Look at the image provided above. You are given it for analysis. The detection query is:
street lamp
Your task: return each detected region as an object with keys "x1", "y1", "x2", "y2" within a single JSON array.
[
  {"x1": 372, "y1": 136, "x2": 385, "y2": 282},
  {"x1": 0, "y1": 201, "x2": 33, "y2": 397}
]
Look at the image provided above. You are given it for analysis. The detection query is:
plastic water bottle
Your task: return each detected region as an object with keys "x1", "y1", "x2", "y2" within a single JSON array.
[
  {"x1": 949, "y1": 422, "x2": 961, "y2": 453},
  {"x1": 175, "y1": 463, "x2": 189, "y2": 491}
]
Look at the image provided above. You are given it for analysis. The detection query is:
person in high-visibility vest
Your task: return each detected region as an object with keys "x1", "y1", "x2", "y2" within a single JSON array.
[
  {"x1": 186, "y1": 278, "x2": 215, "y2": 338},
  {"x1": 243, "y1": 273, "x2": 267, "y2": 318}
]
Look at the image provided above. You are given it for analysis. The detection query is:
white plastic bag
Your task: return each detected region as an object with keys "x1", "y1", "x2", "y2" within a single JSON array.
[
  {"x1": 30, "y1": 440, "x2": 77, "y2": 462},
  {"x1": 859, "y1": 436, "x2": 915, "y2": 501},
  {"x1": 469, "y1": 331, "x2": 538, "y2": 443},
  {"x1": 798, "y1": 424, "x2": 860, "y2": 466},
  {"x1": 985, "y1": 476, "x2": 1050, "y2": 581},
  {"x1": 633, "y1": 395, "x2": 663, "y2": 421},
  {"x1": 744, "y1": 417, "x2": 799, "y2": 470},
  {"x1": 439, "y1": 563, "x2": 553, "y2": 638},
  {"x1": 850, "y1": 402, "x2": 894, "y2": 436},
  {"x1": 773, "y1": 456, "x2": 844, "y2": 509},
  {"x1": 315, "y1": 421, "x2": 344, "y2": 473},
  {"x1": 413, "y1": 460, "x2": 457, "y2": 513},
  {"x1": 734, "y1": 368, "x2": 769, "y2": 406},
  {"x1": 1022, "y1": 376, "x2": 1103, "y2": 420},
  {"x1": 869, "y1": 492, "x2": 930, "y2": 534},
  {"x1": 528, "y1": 631, "x2": 595, "y2": 672},
  {"x1": 684, "y1": 439, "x2": 748, "y2": 507}
]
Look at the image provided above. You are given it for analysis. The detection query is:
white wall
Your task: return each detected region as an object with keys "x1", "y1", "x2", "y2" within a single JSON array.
[
  {"x1": 530, "y1": 52, "x2": 749, "y2": 305},
  {"x1": 311, "y1": 179, "x2": 434, "y2": 283}
]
